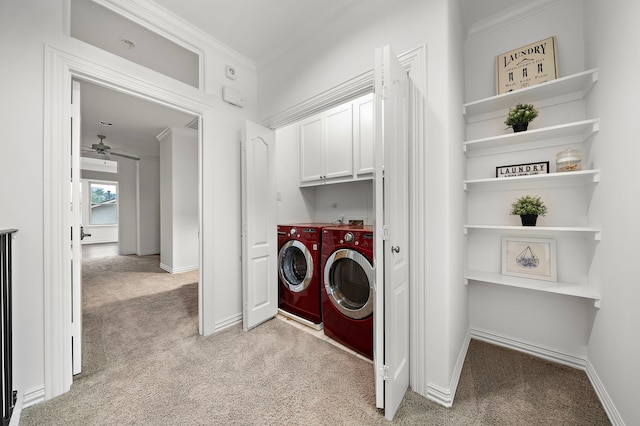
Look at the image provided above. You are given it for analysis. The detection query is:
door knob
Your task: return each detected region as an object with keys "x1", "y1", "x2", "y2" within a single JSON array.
[{"x1": 391, "y1": 246, "x2": 400, "y2": 253}]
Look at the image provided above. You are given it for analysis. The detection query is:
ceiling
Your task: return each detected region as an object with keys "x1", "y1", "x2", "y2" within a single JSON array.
[{"x1": 73, "y1": 0, "x2": 519, "y2": 161}]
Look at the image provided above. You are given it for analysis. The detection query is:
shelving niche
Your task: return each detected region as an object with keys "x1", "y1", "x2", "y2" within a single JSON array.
[{"x1": 463, "y1": 69, "x2": 601, "y2": 307}]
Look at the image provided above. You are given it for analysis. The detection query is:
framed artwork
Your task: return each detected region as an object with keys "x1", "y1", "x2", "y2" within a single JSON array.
[
  {"x1": 495, "y1": 36, "x2": 559, "y2": 95},
  {"x1": 496, "y1": 161, "x2": 549, "y2": 178},
  {"x1": 502, "y1": 237, "x2": 557, "y2": 281}
]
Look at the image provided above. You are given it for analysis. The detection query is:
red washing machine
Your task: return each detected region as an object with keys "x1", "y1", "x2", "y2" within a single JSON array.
[
  {"x1": 321, "y1": 225, "x2": 374, "y2": 359},
  {"x1": 278, "y1": 224, "x2": 333, "y2": 326}
]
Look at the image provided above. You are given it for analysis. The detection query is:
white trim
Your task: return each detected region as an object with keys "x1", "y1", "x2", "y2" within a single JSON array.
[
  {"x1": 260, "y1": 45, "x2": 429, "y2": 402},
  {"x1": 449, "y1": 330, "x2": 471, "y2": 404},
  {"x1": 426, "y1": 381, "x2": 454, "y2": 407},
  {"x1": 44, "y1": 43, "x2": 215, "y2": 400},
  {"x1": 261, "y1": 46, "x2": 427, "y2": 130},
  {"x1": 22, "y1": 385, "x2": 45, "y2": 408},
  {"x1": 585, "y1": 360, "x2": 625, "y2": 426},
  {"x1": 214, "y1": 313, "x2": 243, "y2": 332},
  {"x1": 160, "y1": 263, "x2": 198, "y2": 274},
  {"x1": 467, "y1": 0, "x2": 563, "y2": 40},
  {"x1": 425, "y1": 330, "x2": 471, "y2": 408},
  {"x1": 470, "y1": 327, "x2": 586, "y2": 369}
]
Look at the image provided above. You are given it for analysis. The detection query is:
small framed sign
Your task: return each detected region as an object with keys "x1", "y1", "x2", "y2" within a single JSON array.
[
  {"x1": 502, "y1": 237, "x2": 557, "y2": 282},
  {"x1": 495, "y1": 36, "x2": 559, "y2": 95},
  {"x1": 496, "y1": 161, "x2": 549, "y2": 178}
]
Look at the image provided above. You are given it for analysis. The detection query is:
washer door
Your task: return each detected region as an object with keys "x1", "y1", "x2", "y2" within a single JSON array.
[
  {"x1": 324, "y1": 248, "x2": 374, "y2": 319},
  {"x1": 278, "y1": 240, "x2": 313, "y2": 292}
]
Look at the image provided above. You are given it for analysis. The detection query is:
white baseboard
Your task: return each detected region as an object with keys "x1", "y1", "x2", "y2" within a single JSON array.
[
  {"x1": 426, "y1": 381, "x2": 453, "y2": 407},
  {"x1": 426, "y1": 329, "x2": 471, "y2": 408},
  {"x1": 585, "y1": 359, "x2": 625, "y2": 426},
  {"x1": 214, "y1": 313, "x2": 243, "y2": 332},
  {"x1": 159, "y1": 263, "x2": 198, "y2": 274},
  {"x1": 22, "y1": 385, "x2": 45, "y2": 408},
  {"x1": 449, "y1": 329, "x2": 471, "y2": 403},
  {"x1": 470, "y1": 327, "x2": 587, "y2": 369}
]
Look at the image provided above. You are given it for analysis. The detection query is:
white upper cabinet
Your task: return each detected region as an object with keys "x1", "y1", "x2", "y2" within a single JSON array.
[
  {"x1": 353, "y1": 93, "x2": 374, "y2": 176},
  {"x1": 300, "y1": 115, "x2": 325, "y2": 182},
  {"x1": 324, "y1": 102, "x2": 354, "y2": 180},
  {"x1": 299, "y1": 94, "x2": 374, "y2": 186}
]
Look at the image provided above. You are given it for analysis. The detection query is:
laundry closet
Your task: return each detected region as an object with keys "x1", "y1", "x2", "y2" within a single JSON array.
[{"x1": 273, "y1": 92, "x2": 376, "y2": 359}]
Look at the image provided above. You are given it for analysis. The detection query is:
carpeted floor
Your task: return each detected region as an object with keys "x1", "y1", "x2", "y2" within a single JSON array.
[{"x1": 19, "y1": 254, "x2": 610, "y2": 425}]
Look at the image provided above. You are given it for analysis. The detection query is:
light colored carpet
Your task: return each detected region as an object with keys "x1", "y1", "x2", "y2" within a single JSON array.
[{"x1": 20, "y1": 254, "x2": 610, "y2": 425}]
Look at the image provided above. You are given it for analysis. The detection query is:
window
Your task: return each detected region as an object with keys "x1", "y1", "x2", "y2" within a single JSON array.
[{"x1": 90, "y1": 182, "x2": 118, "y2": 225}]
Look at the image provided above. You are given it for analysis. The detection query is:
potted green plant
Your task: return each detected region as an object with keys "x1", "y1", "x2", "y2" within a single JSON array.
[
  {"x1": 510, "y1": 195, "x2": 547, "y2": 226},
  {"x1": 504, "y1": 103, "x2": 538, "y2": 132}
]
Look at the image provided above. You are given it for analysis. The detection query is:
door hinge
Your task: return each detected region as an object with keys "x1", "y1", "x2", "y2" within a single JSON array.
[
  {"x1": 382, "y1": 225, "x2": 389, "y2": 241},
  {"x1": 380, "y1": 365, "x2": 389, "y2": 381}
]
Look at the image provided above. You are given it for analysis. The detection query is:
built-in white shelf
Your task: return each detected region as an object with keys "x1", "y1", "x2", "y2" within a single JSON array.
[
  {"x1": 463, "y1": 169, "x2": 600, "y2": 191},
  {"x1": 462, "y1": 68, "x2": 599, "y2": 123},
  {"x1": 464, "y1": 269, "x2": 601, "y2": 308},
  {"x1": 464, "y1": 225, "x2": 601, "y2": 240},
  {"x1": 463, "y1": 119, "x2": 600, "y2": 157}
]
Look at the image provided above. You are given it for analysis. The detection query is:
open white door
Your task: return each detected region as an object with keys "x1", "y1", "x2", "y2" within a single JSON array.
[
  {"x1": 373, "y1": 45, "x2": 410, "y2": 420},
  {"x1": 71, "y1": 80, "x2": 82, "y2": 375},
  {"x1": 241, "y1": 120, "x2": 278, "y2": 331}
]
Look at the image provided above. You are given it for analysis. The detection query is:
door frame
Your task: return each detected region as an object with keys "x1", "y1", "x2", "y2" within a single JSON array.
[
  {"x1": 261, "y1": 45, "x2": 428, "y2": 396},
  {"x1": 43, "y1": 43, "x2": 216, "y2": 399}
]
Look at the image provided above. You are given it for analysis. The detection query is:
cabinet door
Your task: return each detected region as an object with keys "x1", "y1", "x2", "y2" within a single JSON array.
[
  {"x1": 324, "y1": 102, "x2": 354, "y2": 180},
  {"x1": 299, "y1": 114, "x2": 324, "y2": 183},
  {"x1": 353, "y1": 94, "x2": 374, "y2": 176}
]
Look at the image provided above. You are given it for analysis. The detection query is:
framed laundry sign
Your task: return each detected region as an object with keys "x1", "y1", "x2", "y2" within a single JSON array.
[
  {"x1": 495, "y1": 36, "x2": 559, "y2": 95},
  {"x1": 496, "y1": 161, "x2": 549, "y2": 178}
]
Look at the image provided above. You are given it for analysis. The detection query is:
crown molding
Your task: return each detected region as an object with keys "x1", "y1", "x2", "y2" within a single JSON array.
[
  {"x1": 261, "y1": 46, "x2": 426, "y2": 130},
  {"x1": 467, "y1": 0, "x2": 563, "y2": 40},
  {"x1": 96, "y1": 0, "x2": 256, "y2": 73}
]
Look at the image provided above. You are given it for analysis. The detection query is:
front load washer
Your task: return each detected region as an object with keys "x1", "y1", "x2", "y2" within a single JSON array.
[
  {"x1": 278, "y1": 224, "x2": 332, "y2": 326},
  {"x1": 321, "y1": 225, "x2": 374, "y2": 359}
]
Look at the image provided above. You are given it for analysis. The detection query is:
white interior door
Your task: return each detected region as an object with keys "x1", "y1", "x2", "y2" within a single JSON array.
[
  {"x1": 71, "y1": 80, "x2": 82, "y2": 375},
  {"x1": 242, "y1": 120, "x2": 278, "y2": 331},
  {"x1": 373, "y1": 45, "x2": 410, "y2": 420}
]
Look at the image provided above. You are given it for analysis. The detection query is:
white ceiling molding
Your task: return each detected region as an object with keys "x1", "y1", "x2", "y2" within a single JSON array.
[
  {"x1": 261, "y1": 46, "x2": 425, "y2": 130},
  {"x1": 96, "y1": 0, "x2": 256, "y2": 74},
  {"x1": 467, "y1": 0, "x2": 563, "y2": 40}
]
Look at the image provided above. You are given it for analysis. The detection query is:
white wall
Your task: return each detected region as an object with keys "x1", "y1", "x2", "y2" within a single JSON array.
[
  {"x1": 137, "y1": 157, "x2": 161, "y2": 255},
  {"x1": 1, "y1": 0, "x2": 257, "y2": 403},
  {"x1": 158, "y1": 128, "x2": 198, "y2": 272},
  {"x1": 274, "y1": 123, "x2": 315, "y2": 224},
  {"x1": 160, "y1": 137, "x2": 173, "y2": 266},
  {"x1": 118, "y1": 158, "x2": 138, "y2": 255},
  {"x1": 464, "y1": 0, "x2": 593, "y2": 358},
  {"x1": 583, "y1": 1, "x2": 640, "y2": 424},
  {"x1": 260, "y1": 0, "x2": 468, "y2": 401}
]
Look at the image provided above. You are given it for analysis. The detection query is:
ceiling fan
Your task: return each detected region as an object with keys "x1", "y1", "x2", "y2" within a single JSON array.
[{"x1": 82, "y1": 135, "x2": 140, "y2": 161}]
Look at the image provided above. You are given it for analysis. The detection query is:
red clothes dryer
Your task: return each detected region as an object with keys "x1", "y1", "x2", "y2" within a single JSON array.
[
  {"x1": 321, "y1": 225, "x2": 374, "y2": 359},
  {"x1": 277, "y1": 224, "x2": 332, "y2": 325}
]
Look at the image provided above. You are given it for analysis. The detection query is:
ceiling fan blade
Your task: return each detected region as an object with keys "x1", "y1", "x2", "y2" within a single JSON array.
[{"x1": 110, "y1": 151, "x2": 140, "y2": 161}]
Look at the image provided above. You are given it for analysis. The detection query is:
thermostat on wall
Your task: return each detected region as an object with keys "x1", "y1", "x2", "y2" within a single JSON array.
[{"x1": 222, "y1": 86, "x2": 245, "y2": 108}]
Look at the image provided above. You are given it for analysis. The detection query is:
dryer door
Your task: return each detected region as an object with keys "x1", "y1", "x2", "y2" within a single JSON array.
[
  {"x1": 278, "y1": 240, "x2": 313, "y2": 292},
  {"x1": 323, "y1": 248, "x2": 374, "y2": 319}
]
